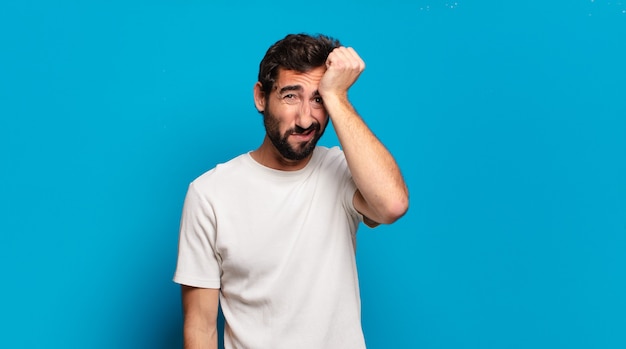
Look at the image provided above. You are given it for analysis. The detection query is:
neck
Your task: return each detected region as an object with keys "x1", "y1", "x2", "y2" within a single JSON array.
[{"x1": 250, "y1": 136, "x2": 313, "y2": 171}]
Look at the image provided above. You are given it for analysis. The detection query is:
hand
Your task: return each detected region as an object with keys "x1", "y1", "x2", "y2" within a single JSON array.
[{"x1": 318, "y1": 47, "x2": 365, "y2": 99}]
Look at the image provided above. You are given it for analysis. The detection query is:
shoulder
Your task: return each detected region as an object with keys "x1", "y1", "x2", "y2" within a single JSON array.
[
  {"x1": 315, "y1": 145, "x2": 343, "y2": 157},
  {"x1": 307, "y1": 146, "x2": 354, "y2": 190},
  {"x1": 190, "y1": 153, "x2": 251, "y2": 192},
  {"x1": 312, "y1": 146, "x2": 349, "y2": 173},
  {"x1": 313, "y1": 146, "x2": 345, "y2": 165}
]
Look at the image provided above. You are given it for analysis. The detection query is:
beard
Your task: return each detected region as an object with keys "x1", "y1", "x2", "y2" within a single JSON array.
[{"x1": 263, "y1": 110, "x2": 326, "y2": 161}]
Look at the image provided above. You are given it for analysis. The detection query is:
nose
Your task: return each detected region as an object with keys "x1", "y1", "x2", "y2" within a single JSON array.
[{"x1": 296, "y1": 100, "x2": 315, "y2": 129}]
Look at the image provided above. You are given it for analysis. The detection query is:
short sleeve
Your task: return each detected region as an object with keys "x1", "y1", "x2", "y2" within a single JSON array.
[
  {"x1": 173, "y1": 182, "x2": 222, "y2": 288},
  {"x1": 329, "y1": 147, "x2": 362, "y2": 225},
  {"x1": 343, "y1": 174, "x2": 363, "y2": 223}
]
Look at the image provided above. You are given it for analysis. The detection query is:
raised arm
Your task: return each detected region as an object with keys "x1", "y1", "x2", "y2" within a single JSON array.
[
  {"x1": 318, "y1": 47, "x2": 409, "y2": 226},
  {"x1": 181, "y1": 286, "x2": 220, "y2": 349}
]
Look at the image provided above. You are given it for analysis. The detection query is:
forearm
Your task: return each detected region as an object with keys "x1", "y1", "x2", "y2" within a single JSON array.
[
  {"x1": 181, "y1": 286, "x2": 220, "y2": 349},
  {"x1": 325, "y1": 94, "x2": 408, "y2": 223},
  {"x1": 183, "y1": 320, "x2": 217, "y2": 349},
  {"x1": 318, "y1": 46, "x2": 408, "y2": 223}
]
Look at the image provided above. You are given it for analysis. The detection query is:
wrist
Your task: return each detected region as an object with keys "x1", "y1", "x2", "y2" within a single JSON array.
[{"x1": 322, "y1": 92, "x2": 349, "y2": 109}]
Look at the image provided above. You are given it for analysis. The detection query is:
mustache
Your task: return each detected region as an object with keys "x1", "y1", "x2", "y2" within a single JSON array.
[{"x1": 290, "y1": 123, "x2": 320, "y2": 135}]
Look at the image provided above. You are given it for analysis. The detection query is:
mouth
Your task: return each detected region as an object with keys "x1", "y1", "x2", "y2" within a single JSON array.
[
  {"x1": 290, "y1": 126, "x2": 316, "y2": 141},
  {"x1": 290, "y1": 130, "x2": 314, "y2": 142}
]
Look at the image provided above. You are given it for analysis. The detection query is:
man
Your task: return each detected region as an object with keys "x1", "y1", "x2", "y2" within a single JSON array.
[{"x1": 174, "y1": 33, "x2": 409, "y2": 349}]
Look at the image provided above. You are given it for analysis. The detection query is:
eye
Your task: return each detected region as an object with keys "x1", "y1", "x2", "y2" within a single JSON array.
[
  {"x1": 282, "y1": 93, "x2": 299, "y2": 104},
  {"x1": 311, "y1": 96, "x2": 324, "y2": 109}
]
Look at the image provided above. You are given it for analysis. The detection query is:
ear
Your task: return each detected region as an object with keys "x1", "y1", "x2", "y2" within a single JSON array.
[{"x1": 253, "y1": 82, "x2": 266, "y2": 113}]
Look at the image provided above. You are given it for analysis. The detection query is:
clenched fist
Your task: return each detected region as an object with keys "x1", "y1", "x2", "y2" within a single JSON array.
[{"x1": 318, "y1": 47, "x2": 365, "y2": 99}]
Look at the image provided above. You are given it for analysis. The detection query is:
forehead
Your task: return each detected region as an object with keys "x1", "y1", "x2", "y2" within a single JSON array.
[{"x1": 274, "y1": 66, "x2": 326, "y2": 92}]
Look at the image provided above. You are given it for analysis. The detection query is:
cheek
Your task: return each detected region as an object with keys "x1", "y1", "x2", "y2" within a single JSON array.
[
  {"x1": 311, "y1": 107, "x2": 327, "y2": 120},
  {"x1": 267, "y1": 105, "x2": 296, "y2": 129},
  {"x1": 315, "y1": 111, "x2": 329, "y2": 127}
]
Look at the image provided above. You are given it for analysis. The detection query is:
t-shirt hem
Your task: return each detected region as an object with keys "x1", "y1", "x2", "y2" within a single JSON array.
[{"x1": 173, "y1": 274, "x2": 221, "y2": 289}]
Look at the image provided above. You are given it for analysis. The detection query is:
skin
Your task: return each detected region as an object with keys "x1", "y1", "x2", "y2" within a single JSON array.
[
  {"x1": 182, "y1": 286, "x2": 219, "y2": 349},
  {"x1": 251, "y1": 66, "x2": 329, "y2": 170},
  {"x1": 183, "y1": 46, "x2": 409, "y2": 349}
]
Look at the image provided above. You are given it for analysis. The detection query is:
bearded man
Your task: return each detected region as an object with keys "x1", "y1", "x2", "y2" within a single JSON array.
[{"x1": 174, "y1": 33, "x2": 409, "y2": 349}]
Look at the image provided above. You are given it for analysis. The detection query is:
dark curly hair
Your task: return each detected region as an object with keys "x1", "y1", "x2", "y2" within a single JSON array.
[{"x1": 258, "y1": 33, "x2": 341, "y2": 96}]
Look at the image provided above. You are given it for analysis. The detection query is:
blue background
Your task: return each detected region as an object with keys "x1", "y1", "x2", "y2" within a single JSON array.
[{"x1": 1, "y1": 1, "x2": 625, "y2": 348}]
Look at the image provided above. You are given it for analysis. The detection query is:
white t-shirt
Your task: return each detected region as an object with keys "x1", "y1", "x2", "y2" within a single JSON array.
[{"x1": 174, "y1": 146, "x2": 366, "y2": 349}]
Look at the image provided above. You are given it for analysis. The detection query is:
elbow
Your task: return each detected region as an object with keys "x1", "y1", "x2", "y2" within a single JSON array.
[{"x1": 378, "y1": 194, "x2": 409, "y2": 225}]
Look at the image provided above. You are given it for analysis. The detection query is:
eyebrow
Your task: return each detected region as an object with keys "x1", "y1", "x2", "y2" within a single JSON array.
[{"x1": 278, "y1": 85, "x2": 303, "y2": 94}]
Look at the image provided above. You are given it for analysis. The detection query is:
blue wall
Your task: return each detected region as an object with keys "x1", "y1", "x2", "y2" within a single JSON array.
[{"x1": 1, "y1": 1, "x2": 625, "y2": 348}]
